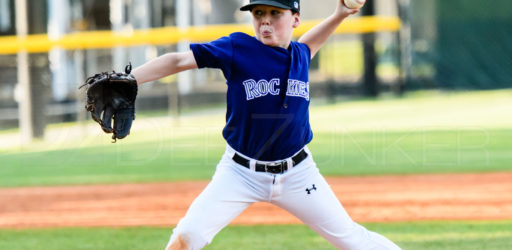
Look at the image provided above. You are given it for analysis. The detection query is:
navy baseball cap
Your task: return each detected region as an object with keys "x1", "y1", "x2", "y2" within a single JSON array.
[{"x1": 240, "y1": 0, "x2": 300, "y2": 13}]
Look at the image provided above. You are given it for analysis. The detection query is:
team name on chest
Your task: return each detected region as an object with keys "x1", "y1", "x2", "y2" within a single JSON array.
[{"x1": 242, "y1": 78, "x2": 310, "y2": 101}]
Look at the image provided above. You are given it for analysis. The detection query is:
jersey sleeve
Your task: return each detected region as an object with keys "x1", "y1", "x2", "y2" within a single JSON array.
[
  {"x1": 190, "y1": 35, "x2": 233, "y2": 80},
  {"x1": 298, "y1": 42, "x2": 311, "y2": 62}
]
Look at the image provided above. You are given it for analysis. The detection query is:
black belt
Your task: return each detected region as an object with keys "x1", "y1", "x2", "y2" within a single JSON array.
[{"x1": 232, "y1": 149, "x2": 308, "y2": 174}]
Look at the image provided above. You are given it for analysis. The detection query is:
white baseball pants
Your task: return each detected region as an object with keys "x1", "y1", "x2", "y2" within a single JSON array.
[{"x1": 166, "y1": 145, "x2": 401, "y2": 250}]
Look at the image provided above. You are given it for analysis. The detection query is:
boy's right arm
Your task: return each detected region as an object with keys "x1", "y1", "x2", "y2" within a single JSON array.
[{"x1": 131, "y1": 51, "x2": 198, "y2": 85}]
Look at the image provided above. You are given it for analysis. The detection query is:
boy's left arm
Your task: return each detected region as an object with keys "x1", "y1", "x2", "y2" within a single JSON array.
[{"x1": 298, "y1": 0, "x2": 363, "y2": 58}]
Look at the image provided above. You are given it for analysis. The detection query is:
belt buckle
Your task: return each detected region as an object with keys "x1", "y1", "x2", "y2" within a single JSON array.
[{"x1": 265, "y1": 161, "x2": 285, "y2": 174}]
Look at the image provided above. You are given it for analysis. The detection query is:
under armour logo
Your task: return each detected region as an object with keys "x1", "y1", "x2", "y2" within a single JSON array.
[{"x1": 305, "y1": 184, "x2": 317, "y2": 195}]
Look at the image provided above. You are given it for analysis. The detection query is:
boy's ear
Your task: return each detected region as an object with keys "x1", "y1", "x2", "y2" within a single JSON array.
[{"x1": 292, "y1": 13, "x2": 300, "y2": 28}]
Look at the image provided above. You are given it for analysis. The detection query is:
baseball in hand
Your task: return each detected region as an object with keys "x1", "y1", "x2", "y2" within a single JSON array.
[{"x1": 344, "y1": 0, "x2": 365, "y2": 9}]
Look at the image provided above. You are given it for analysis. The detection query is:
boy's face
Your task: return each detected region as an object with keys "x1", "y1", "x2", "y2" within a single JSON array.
[{"x1": 251, "y1": 5, "x2": 300, "y2": 49}]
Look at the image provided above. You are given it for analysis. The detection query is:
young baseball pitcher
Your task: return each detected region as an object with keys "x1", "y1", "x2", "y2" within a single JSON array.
[{"x1": 131, "y1": 0, "x2": 402, "y2": 249}]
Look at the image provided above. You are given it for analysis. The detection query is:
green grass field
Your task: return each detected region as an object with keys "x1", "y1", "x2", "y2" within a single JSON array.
[
  {"x1": 0, "y1": 128, "x2": 510, "y2": 187},
  {"x1": 1, "y1": 221, "x2": 511, "y2": 250},
  {"x1": 0, "y1": 89, "x2": 511, "y2": 249},
  {"x1": 0, "y1": 90, "x2": 510, "y2": 187}
]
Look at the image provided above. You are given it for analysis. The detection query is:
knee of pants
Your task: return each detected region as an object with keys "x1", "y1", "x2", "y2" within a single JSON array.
[
  {"x1": 166, "y1": 227, "x2": 209, "y2": 250},
  {"x1": 324, "y1": 223, "x2": 375, "y2": 250},
  {"x1": 331, "y1": 223, "x2": 401, "y2": 250}
]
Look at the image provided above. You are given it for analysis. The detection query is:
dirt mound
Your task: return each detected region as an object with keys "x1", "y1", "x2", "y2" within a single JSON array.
[{"x1": 1, "y1": 172, "x2": 511, "y2": 228}]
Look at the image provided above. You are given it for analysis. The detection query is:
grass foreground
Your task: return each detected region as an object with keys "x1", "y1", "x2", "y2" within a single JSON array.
[{"x1": 0, "y1": 221, "x2": 511, "y2": 250}]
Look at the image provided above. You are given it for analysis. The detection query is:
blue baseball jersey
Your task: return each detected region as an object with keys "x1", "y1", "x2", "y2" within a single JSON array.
[{"x1": 190, "y1": 32, "x2": 313, "y2": 161}]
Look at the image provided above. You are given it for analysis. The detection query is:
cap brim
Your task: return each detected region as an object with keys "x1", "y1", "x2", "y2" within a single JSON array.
[{"x1": 240, "y1": 1, "x2": 292, "y2": 11}]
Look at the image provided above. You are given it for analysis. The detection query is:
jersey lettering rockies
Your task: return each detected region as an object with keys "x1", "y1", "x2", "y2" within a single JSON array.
[{"x1": 191, "y1": 32, "x2": 313, "y2": 161}]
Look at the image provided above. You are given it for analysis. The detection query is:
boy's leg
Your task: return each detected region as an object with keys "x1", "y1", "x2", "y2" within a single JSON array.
[
  {"x1": 166, "y1": 153, "x2": 274, "y2": 250},
  {"x1": 272, "y1": 156, "x2": 401, "y2": 250}
]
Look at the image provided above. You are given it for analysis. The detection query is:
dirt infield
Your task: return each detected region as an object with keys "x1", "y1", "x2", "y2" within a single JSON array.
[{"x1": 1, "y1": 172, "x2": 511, "y2": 229}]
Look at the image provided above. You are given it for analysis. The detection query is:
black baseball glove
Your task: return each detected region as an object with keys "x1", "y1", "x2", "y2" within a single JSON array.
[{"x1": 80, "y1": 64, "x2": 138, "y2": 142}]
